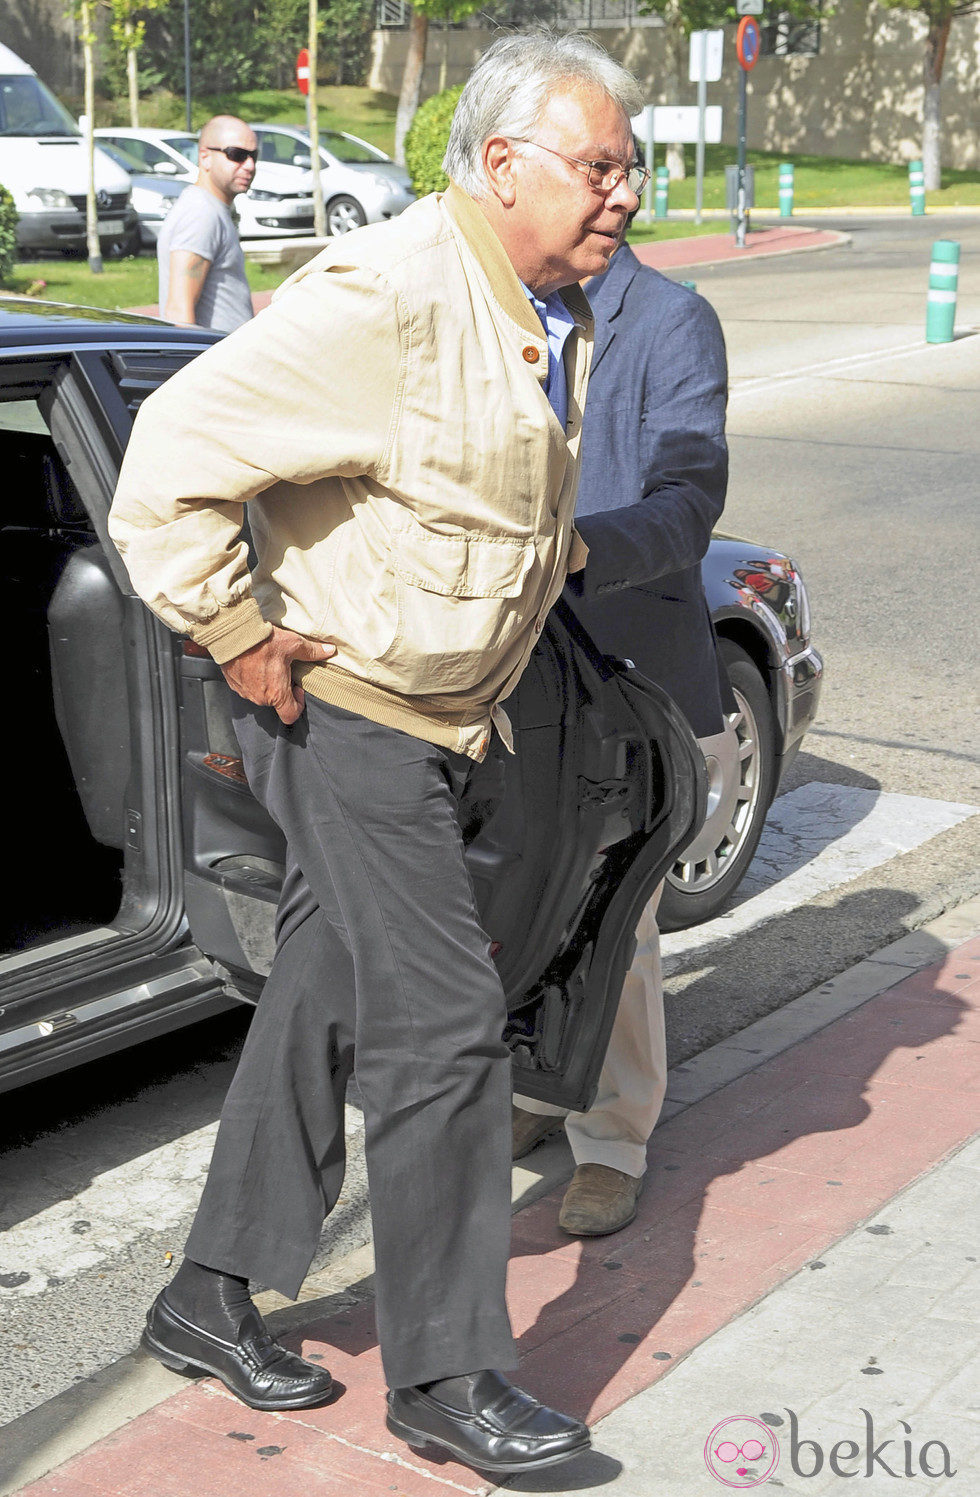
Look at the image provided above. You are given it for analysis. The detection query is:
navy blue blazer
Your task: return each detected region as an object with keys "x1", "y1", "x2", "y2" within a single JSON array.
[{"x1": 568, "y1": 243, "x2": 729, "y2": 738}]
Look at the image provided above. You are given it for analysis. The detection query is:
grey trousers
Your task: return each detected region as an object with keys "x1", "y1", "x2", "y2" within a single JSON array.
[{"x1": 184, "y1": 695, "x2": 518, "y2": 1389}]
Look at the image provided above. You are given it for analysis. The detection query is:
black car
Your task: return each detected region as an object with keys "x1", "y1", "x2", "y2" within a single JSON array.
[{"x1": 0, "y1": 300, "x2": 821, "y2": 1102}]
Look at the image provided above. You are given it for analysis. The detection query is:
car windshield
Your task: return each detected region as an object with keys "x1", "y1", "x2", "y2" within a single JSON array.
[
  {"x1": 98, "y1": 141, "x2": 144, "y2": 174},
  {"x1": 319, "y1": 130, "x2": 388, "y2": 164},
  {"x1": 0, "y1": 74, "x2": 80, "y2": 136}
]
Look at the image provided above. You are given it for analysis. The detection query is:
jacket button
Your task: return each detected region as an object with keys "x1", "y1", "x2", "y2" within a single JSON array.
[
  {"x1": 534, "y1": 618, "x2": 543, "y2": 633},
  {"x1": 522, "y1": 345, "x2": 540, "y2": 364}
]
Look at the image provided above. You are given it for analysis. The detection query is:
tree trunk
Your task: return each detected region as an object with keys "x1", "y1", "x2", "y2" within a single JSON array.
[
  {"x1": 309, "y1": 0, "x2": 326, "y2": 237},
  {"x1": 81, "y1": 2, "x2": 102, "y2": 273},
  {"x1": 922, "y1": 15, "x2": 950, "y2": 192},
  {"x1": 664, "y1": 5, "x2": 686, "y2": 181},
  {"x1": 394, "y1": 9, "x2": 428, "y2": 167},
  {"x1": 438, "y1": 21, "x2": 448, "y2": 93},
  {"x1": 126, "y1": 23, "x2": 139, "y2": 129}
]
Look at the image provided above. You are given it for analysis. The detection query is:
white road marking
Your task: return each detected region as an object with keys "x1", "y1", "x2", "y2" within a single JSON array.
[
  {"x1": 729, "y1": 337, "x2": 954, "y2": 398},
  {"x1": 661, "y1": 783, "x2": 978, "y2": 972},
  {"x1": 0, "y1": 1106, "x2": 365, "y2": 1301}
]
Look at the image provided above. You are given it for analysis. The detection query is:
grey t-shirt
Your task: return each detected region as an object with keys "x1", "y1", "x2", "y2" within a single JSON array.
[{"x1": 157, "y1": 185, "x2": 254, "y2": 333}]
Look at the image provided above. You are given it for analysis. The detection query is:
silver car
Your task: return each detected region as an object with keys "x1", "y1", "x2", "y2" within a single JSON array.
[
  {"x1": 251, "y1": 124, "x2": 415, "y2": 235},
  {"x1": 93, "y1": 140, "x2": 187, "y2": 252}
]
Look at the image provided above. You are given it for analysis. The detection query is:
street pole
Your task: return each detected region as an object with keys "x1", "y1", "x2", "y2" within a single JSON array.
[
  {"x1": 735, "y1": 64, "x2": 747, "y2": 249},
  {"x1": 695, "y1": 32, "x2": 707, "y2": 227},
  {"x1": 183, "y1": 0, "x2": 191, "y2": 133}
]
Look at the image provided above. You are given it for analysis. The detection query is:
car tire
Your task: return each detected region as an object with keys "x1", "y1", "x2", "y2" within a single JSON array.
[
  {"x1": 657, "y1": 638, "x2": 778, "y2": 933},
  {"x1": 326, "y1": 195, "x2": 367, "y2": 236}
]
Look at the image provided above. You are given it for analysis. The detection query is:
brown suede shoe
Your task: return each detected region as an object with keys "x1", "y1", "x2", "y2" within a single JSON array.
[
  {"x1": 512, "y1": 1105, "x2": 564, "y2": 1161},
  {"x1": 558, "y1": 1164, "x2": 643, "y2": 1237}
]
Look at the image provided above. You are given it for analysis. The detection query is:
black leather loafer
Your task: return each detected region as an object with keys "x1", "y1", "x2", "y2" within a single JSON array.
[
  {"x1": 142, "y1": 1290, "x2": 334, "y2": 1410},
  {"x1": 386, "y1": 1370, "x2": 590, "y2": 1474}
]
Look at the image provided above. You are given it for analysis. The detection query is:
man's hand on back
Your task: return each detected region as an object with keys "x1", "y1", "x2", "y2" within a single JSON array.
[{"x1": 220, "y1": 627, "x2": 336, "y2": 725}]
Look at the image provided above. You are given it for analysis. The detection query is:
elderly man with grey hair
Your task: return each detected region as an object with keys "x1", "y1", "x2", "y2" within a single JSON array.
[{"x1": 109, "y1": 30, "x2": 645, "y2": 1477}]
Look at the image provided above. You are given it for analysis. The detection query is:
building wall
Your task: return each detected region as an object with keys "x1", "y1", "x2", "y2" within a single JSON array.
[{"x1": 369, "y1": 1, "x2": 980, "y2": 170}]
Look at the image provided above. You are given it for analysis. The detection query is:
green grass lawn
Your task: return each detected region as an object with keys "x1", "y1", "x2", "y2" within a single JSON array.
[
  {"x1": 641, "y1": 144, "x2": 980, "y2": 211},
  {"x1": 1, "y1": 256, "x2": 286, "y2": 312}
]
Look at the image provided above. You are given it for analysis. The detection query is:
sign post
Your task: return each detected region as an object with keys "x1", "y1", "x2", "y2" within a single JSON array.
[
  {"x1": 632, "y1": 104, "x2": 655, "y2": 223},
  {"x1": 689, "y1": 30, "x2": 723, "y2": 226},
  {"x1": 734, "y1": 13, "x2": 761, "y2": 249}
]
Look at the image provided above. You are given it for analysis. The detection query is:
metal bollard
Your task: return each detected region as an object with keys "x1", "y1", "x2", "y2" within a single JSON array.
[
  {"x1": 778, "y1": 162, "x2": 794, "y2": 217},
  {"x1": 909, "y1": 159, "x2": 926, "y2": 215},
  {"x1": 654, "y1": 166, "x2": 669, "y2": 220},
  {"x1": 926, "y1": 239, "x2": 959, "y2": 343}
]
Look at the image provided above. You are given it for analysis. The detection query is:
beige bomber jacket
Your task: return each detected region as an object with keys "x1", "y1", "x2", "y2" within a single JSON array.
[{"x1": 108, "y1": 184, "x2": 592, "y2": 760}]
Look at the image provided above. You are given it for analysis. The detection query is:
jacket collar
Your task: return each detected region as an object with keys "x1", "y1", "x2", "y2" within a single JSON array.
[
  {"x1": 442, "y1": 182, "x2": 593, "y2": 353},
  {"x1": 585, "y1": 241, "x2": 642, "y2": 374}
]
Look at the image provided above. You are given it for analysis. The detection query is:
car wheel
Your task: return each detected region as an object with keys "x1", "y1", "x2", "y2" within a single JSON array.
[
  {"x1": 657, "y1": 638, "x2": 778, "y2": 932},
  {"x1": 326, "y1": 195, "x2": 367, "y2": 235}
]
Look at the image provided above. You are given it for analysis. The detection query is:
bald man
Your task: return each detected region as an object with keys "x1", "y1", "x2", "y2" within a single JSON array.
[{"x1": 158, "y1": 114, "x2": 257, "y2": 332}]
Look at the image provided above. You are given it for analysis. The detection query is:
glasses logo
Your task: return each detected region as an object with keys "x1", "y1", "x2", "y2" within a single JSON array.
[{"x1": 704, "y1": 1416, "x2": 780, "y2": 1488}]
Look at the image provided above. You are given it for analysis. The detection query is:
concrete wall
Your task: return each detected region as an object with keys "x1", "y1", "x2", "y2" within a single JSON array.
[{"x1": 369, "y1": 1, "x2": 980, "y2": 170}]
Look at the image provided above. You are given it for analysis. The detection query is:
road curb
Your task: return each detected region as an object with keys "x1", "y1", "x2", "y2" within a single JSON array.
[{"x1": 4, "y1": 890, "x2": 979, "y2": 1496}]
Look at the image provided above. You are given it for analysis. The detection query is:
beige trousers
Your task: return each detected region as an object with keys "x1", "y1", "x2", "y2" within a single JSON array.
[{"x1": 514, "y1": 887, "x2": 665, "y2": 1179}]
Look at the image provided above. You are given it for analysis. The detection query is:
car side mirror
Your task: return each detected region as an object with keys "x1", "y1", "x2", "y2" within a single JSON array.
[
  {"x1": 154, "y1": 161, "x2": 179, "y2": 175},
  {"x1": 292, "y1": 152, "x2": 312, "y2": 169}
]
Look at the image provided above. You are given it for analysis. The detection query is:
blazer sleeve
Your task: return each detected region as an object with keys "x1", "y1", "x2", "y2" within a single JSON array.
[{"x1": 572, "y1": 291, "x2": 729, "y2": 600}]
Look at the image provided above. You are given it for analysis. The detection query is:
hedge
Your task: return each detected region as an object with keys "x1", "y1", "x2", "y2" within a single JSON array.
[
  {"x1": 404, "y1": 84, "x2": 463, "y2": 199},
  {"x1": 0, "y1": 186, "x2": 17, "y2": 286}
]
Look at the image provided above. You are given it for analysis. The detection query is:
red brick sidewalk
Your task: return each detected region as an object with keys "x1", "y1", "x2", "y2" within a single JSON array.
[
  {"x1": 21, "y1": 939, "x2": 980, "y2": 1497},
  {"x1": 634, "y1": 223, "x2": 845, "y2": 271}
]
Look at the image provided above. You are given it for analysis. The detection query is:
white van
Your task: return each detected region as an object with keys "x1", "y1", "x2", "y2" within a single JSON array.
[{"x1": 0, "y1": 44, "x2": 137, "y2": 256}]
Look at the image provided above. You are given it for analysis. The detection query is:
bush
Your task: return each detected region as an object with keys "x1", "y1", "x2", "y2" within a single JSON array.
[
  {"x1": 404, "y1": 85, "x2": 463, "y2": 199},
  {"x1": 0, "y1": 185, "x2": 18, "y2": 286}
]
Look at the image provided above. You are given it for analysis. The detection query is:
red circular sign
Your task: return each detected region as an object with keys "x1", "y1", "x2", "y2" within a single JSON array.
[
  {"x1": 736, "y1": 17, "x2": 761, "y2": 70},
  {"x1": 296, "y1": 47, "x2": 310, "y2": 96}
]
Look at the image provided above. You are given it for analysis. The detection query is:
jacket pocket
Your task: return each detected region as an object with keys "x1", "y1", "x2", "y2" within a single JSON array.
[
  {"x1": 375, "y1": 519, "x2": 538, "y2": 694},
  {"x1": 389, "y1": 521, "x2": 535, "y2": 599}
]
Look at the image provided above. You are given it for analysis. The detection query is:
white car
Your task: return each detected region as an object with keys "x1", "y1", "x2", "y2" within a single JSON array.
[
  {"x1": 250, "y1": 124, "x2": 415, "y2": 235},
  {"x1": 93, "y1": 127, "x2": 317, "y2": 239}
]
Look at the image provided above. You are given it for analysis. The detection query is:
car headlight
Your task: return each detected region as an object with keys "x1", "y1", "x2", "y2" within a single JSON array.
[
  {"x1": 27, "y1": 187, "x2": 74, "y2": 210},
  {"x1": 790, "y1": 569, "x2": 812, "y2": 647},
  {"x1": 734, "y1": 557, "x2": 812, "y2": 656},
  {"x1": 247, "y1": 189, "x2": 279, "y2": 201}
]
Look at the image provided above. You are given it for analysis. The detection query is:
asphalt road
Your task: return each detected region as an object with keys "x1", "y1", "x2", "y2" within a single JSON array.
[{"x1": 2, "y1": 214, "x2": 978, "y2": 1442}]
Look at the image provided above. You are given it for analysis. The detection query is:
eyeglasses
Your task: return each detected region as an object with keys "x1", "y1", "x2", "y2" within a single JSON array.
[
  {"x1": 513, "y1": 139, "x2": 650, "y2": 196},
  {"x1": 205, "y1": 145, "x2": 258, "y2": 165}
]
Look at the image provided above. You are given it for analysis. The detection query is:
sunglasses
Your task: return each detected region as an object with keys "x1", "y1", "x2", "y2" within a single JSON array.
[{"x1": 207, "y1": 145, "x2": 258, "y2": 165}]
